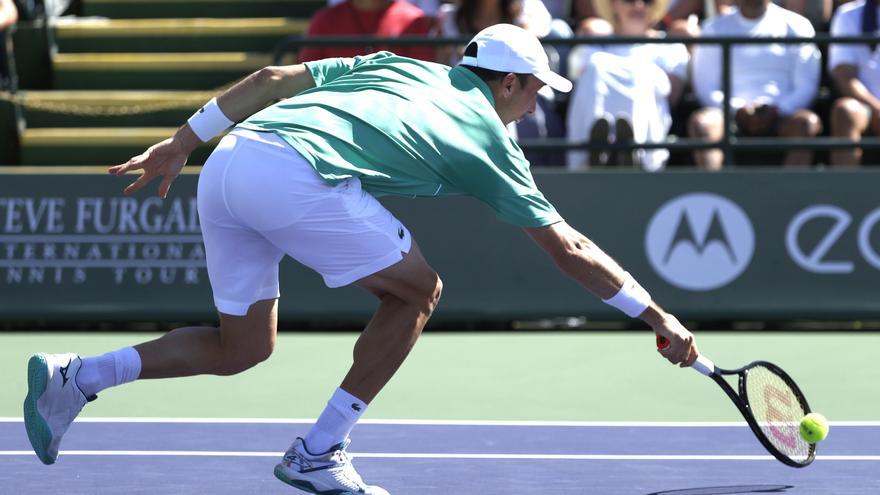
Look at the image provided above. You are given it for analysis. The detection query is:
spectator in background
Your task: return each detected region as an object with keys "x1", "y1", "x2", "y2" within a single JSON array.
[
  {"x1": 435, "y1": 0, "x2": 575, "y2": 72},
  {"x1": 436, "y1": 2, "x2": 568, "y2": 165},
  {"x1": 566, "y1": 0, "x2": 690, "y2": 170},
  {"x1": 580, "y1": 0, "x2": 731, "y2": 36},
  {"x1": 436, "y1": 0, "x2": 557, "y2": 65},
  {"x1": 828, "y1": 0, "x2": 880, "y2": 166},
  {"x1": 0, "y1": 0, "x2": 18, "y2": 90},
  {"x1": 298, "y1": 0, "x2": 436, "y2": 63},
  {"x1": 574, "y1": 0, "x2": 601, "y2": 19},
  {"x1": 688, "y1": 0, "x2": 822, "y2": 169},
  {"x1": 663, "y1": 0, "x2": 732, "y2": 35},
  {"x1": 777, "y1": 0, "x2": 833, "y2": 30},
  {"x1": 44, "y1": 0, "x2": 72, "y2": 17},
  {"x1": 666, "y1": 0, "x2": 732, "y2": 19},
  {"x1": 1, "y1": 0, "x2": 16, "y2": 30}
]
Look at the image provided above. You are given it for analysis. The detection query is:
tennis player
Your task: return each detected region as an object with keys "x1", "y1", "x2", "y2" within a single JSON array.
[{"x1": 24, "y1": 24, "x2": 699, "y2": 494}]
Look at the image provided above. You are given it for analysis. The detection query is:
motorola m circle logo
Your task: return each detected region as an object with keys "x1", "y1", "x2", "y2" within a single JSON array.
[{"x1": 646, "y1": 193, "x2": 755, "y2": 291}]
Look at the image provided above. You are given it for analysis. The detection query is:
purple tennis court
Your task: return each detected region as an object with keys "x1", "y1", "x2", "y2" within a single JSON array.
[{"x1": 1, "y1": 420, "x2": 878, "y2": 494}]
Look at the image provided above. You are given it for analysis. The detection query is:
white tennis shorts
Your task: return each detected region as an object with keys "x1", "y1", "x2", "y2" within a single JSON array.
[{"x1": 197, "y1": 129, "x2": 412, "y2": 316}]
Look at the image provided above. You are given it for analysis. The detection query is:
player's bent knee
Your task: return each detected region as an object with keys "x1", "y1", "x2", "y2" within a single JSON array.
[
  {"x1": 404, "y1": 271, "x2": 442, "y2": 316},
  {"x1": 248, "y1": 339, "x2": 275, "y2": 365},
  {"x1": 212, "y1": 330, "x2": 275, "y2": 376},
  {"x1": 411, "y1": 271, "x2": 442, "y2": 315},
  {"x1": 213, "y1": 347, "x2": 272, "y2": 376},
  {"x1": 424, "y1": 274, "x2": 443, "y2": 315}
]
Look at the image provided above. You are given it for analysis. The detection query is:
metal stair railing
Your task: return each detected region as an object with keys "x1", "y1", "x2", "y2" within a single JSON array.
[{"x1": 273, "y1": 34, "x2": 880, "y2": 165}]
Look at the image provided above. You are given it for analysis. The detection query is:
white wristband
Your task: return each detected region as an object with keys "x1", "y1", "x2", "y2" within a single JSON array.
[
  {"x1": 602, "y1": 272, "x2": 651, "y2": 318},
  {"x1": 187, "y1": 97, "x2": 234, "y2": 142}
]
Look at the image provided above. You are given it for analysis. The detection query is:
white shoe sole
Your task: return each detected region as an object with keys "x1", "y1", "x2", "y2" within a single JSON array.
[
  {"x1": 274, "y1": 464, "x2": 334, "y2": 494},
  {"x1": 23, "y1": 353, "x2": 55, "y2": 465}
]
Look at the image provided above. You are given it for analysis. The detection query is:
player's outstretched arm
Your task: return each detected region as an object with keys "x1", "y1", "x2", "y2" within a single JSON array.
[
  {"x1": 208, "y1": 63, "x2": 318, "y2": 124},
  {"x1": 525, "y1": 221, "x2": 698, "y2": 367},
  {"x1": 109, "y1": 64, "x2": 317, "y2": 197}
]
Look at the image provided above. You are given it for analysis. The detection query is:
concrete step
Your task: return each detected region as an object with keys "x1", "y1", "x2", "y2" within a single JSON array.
[
  {"x1": 81, "y1": 0, "x2": 325, "y2": 19},
  {"x1": 55, "y1": 17, "x2": 309, "y2": 52},
  {"x1": 20, "y1": 127, "x2": 217, "y2": 165},
  {"x1": 52, "y1": 52, "x2": 273, "y2": 90},
  {"x1": 17, "y1": 90, "x2": 207, "y2": 127}
]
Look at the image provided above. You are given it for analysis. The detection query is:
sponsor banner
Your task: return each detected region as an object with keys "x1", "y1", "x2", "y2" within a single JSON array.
[
  {"x1": 645, "y1": 193, "x2": 755, "y2": 291},
  {"x1": 0, "y1": 176, "x2": 212, "y2": 320},
  {"x1": 1, "y1": 170, "x2": 878, "y2": 322},
  {"x1": 538, "y1": 170, "x2": 880, "y2": 320}
]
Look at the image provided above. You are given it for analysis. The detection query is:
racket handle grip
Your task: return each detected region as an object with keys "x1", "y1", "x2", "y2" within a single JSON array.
[
  {"x1": 691, "y1": 355, "x2": 715, "y2": 376},
  {"x1": 656, "y1": 335, "x2": 716, "y2": 376}
]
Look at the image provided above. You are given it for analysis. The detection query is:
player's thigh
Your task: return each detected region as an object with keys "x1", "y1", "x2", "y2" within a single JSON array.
[
  {"x1": 198, "y1": 134, "x2": 286, "y2": 317},
  {"x1": 218, "y1": 298, "x2": 278, "y2": 361},
  {"x1": 258, "y1": 173, "x2": 414, "y2": 291},
  {"x1": 204, "y1": 131, "x2": 429, "y2": 313},
  {"x1": 354, "y1": 240, "x2": 442, "y2": 308}
]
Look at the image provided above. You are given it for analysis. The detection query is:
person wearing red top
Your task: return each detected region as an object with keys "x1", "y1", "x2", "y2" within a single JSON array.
[{"x1": 299, "y1": 0, "x2": 436, "y2": 62}]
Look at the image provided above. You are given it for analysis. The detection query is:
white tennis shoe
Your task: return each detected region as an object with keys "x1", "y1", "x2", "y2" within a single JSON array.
[
  {"x1": 23, "y1": 353, "x2": 95, "y2": 465},
  {"x1": 274, "y1": 437, "x2": 389, "y2": 495}
]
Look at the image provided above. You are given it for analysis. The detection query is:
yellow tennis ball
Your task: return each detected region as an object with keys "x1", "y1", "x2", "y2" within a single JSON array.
[{"x1": 799, "y1": 412, "x2": 829, "y2": 443}]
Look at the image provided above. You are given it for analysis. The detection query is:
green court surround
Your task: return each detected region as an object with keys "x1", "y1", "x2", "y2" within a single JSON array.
[{"x1": 1, "y1": 331, "x2": 876, "y2": 422}]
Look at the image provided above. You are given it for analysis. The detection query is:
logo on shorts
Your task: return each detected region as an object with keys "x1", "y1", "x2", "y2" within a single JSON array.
[
  {"x1": 645, "y1": 193, "x2": 754, "y2": 291},
  {"x1": 397, "y1": 227, "x2": 405, "y2": 239}
]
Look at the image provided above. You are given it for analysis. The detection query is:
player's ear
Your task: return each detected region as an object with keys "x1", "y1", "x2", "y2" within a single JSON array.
[{"x1": 501, "y1": 73, "x2": 518, "y2": 95}]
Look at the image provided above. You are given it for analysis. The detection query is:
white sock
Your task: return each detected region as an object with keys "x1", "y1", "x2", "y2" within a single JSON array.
[
  {"x1": 303, "y1": 387, "x2": 367, "y2": 455},
  {"x1": 76, "y1": 347, "x2": 142, "y2": 398}
]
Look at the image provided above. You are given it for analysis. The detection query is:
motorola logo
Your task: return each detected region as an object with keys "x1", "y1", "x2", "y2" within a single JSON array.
[{"x1": 645, "y1": 193, "x2": 755, "y2": 291}]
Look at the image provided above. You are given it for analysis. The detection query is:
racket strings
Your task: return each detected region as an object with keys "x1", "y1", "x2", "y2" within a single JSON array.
[{"x1": 744, "y1": 366, "x2": 811, "y2": 461}]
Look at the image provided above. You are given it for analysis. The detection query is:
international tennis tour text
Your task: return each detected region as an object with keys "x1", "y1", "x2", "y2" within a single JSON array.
[{"x1": 0, "y1": 197, "x2": 205, "y2": 285}]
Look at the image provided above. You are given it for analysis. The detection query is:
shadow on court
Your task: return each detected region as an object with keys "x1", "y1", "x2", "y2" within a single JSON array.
[{"x1": 646, "y1": 485, "x2": 795, "y2": 495}]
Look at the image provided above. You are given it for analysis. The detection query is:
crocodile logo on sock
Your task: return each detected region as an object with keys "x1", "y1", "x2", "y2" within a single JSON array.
[
  {"x1": 351, "y1": 403, "x2": 362, "y2": 412},
  {"x1": 59, "y1": 360, "x2": 71, "y2": 387}
]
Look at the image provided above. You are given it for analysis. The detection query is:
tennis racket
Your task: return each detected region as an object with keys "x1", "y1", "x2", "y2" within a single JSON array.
[{"x1": 657, "y1": 335, "x2": 816, "y2": 468}]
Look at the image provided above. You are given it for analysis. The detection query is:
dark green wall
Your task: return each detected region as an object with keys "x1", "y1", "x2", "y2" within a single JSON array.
[{"x1": 1, "y1": 168, "x2": 878, "y2": 322}]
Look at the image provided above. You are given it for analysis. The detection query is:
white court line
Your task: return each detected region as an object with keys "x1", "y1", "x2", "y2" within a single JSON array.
[
  {"x1": 0, "y1": 451, "x2": 878, "y2": 461},
  {"x1": 1, "y1": 418, "x2": 878, "y2": 427}
]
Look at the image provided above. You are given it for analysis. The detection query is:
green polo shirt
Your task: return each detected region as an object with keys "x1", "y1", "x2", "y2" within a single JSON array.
[{"x1": 238, "y1": 51, "x2": 561, "y2": 228}]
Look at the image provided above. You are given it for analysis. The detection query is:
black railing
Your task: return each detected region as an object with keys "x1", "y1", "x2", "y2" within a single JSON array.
[{"x1": 273, "y1": 35, "x2": 880, "y2": 166}]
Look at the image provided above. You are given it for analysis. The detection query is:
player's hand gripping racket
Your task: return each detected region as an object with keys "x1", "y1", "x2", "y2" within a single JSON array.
[{"x1": 657, "y1": 335, "x2": 816, "y2": 468}]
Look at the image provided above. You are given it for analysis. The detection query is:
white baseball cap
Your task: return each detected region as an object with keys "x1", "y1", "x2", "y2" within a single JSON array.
[{"x1": 459, "y1": 23, "x2": 572, "y2": 93}]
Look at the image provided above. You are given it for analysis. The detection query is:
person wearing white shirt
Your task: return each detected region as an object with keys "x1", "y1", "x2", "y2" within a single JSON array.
[
  {"x1": 828, "y1": 0, "x2": 880, "y2": 166},
  {"x1": 436, "y1": 0, "x2": 557, "y2": 66},
  {"x1": 566, "y1": 0, "x2": 690, "y2": 171},
  {"x1": 688, "y1": 0, "x2": 822, "y2": 169},
  {"x1": 435, "y1": 1, "x2": 567, "y2": 166}
]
